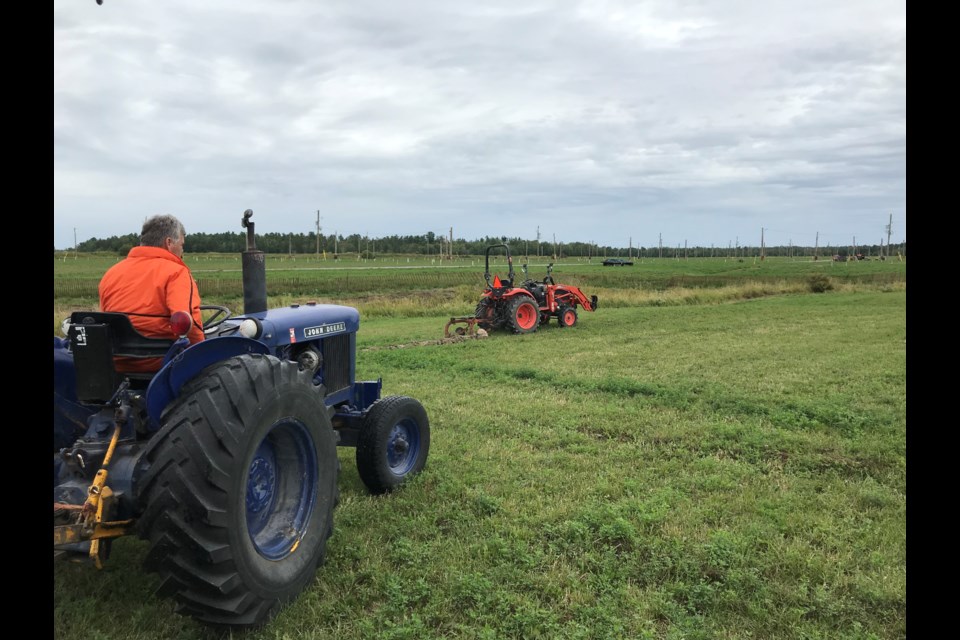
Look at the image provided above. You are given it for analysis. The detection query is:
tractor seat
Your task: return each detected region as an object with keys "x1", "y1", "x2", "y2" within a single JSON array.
[{"x1": 68, "y1": 312, "x2": 177, "y2": 403}]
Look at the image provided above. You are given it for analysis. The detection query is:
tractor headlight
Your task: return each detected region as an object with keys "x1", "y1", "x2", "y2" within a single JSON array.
[
  {"x1": 60, "y1": 318, "x2": 71, "y2": 337},
  {"x1": 239, "y1": 318, "x2": 262, "y2": 339}
]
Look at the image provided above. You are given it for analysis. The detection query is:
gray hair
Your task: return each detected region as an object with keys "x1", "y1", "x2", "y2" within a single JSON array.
[{"x1": 140, "y1": 215, "x2": 186, "y2": 248}]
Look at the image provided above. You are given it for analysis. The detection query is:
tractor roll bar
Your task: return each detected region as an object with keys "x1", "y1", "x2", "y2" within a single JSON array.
[{"x1": 483, "y1": 243, "x2": 515, "y2": 288}]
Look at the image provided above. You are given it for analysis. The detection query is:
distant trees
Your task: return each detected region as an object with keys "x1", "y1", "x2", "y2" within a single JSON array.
[
  {"x1": 71, "y1": 231, "x2": 906, "y2": 259},
  {"x1": 77, "y1": 233, "x2": 138, "y2": 254}
]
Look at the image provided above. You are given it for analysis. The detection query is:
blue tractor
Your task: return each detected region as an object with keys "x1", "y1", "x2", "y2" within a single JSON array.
[{"x1": 53, "y1": 210, "x2": 430, "y2": 627}]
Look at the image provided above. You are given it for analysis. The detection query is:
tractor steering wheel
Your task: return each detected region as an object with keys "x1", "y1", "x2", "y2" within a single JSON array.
[{"x1": 200, "y1": 304, "x2": 233, "y2": 332}]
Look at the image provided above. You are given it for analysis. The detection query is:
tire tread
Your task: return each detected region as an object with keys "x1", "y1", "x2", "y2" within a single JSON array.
[{"x1": 135, "y1": 354, "x2": 339, "y2": 627}]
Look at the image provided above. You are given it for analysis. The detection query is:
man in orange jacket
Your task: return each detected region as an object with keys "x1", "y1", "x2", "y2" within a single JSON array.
[{"x1": 99, "y1": 214, "x2": 205, "y2": 372}]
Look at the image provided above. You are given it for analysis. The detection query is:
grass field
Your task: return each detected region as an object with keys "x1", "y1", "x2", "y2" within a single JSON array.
[
  {"x1": 53, "y1": 252, "x2": 905, "y2": 298},
  {"x1": 53, "y1": 257, "x2": 906, "y2": 639}
]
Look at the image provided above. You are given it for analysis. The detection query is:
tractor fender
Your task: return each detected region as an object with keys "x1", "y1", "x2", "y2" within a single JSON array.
[
  {"x1": 54, "y1": 337, "x2": 96, "y2": 452},
  {"x1": 482, "y1": 288, "x2": 536, "y2": 300},
  {"x1": 144, "y1": 336, "x2": 270, "y2": 429}
]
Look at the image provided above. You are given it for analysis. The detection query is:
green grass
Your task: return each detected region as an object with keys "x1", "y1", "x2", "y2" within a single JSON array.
[
  {"x1": 53, "y1": 254, "x2": 905, "y2": 299},
  {"x1": 53, "y1": 286, "x2": 906, "y2": 640}
]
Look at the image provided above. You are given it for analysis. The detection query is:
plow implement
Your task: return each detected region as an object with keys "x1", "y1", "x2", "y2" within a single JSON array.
[{"x1": 444, "y1": 316, "x2": 483, "y2": 338}]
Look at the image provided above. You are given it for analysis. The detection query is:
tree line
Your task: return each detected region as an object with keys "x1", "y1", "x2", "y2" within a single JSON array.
[{"x1": 70, "y1": 231, "x2": 906, "y2": 259}]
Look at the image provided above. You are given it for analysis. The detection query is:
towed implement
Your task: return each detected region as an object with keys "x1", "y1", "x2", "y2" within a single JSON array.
[
  {"x1": 54, "y1": 210, "x2": 430, "y2": 628},
  {"x1": 445, "y1": 242, "x2": 598, "y2": 337}
]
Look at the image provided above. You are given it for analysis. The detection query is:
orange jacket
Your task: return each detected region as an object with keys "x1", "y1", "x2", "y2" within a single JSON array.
[{"x1": 98, "y1": 246, "x2": 204, "y2": 372}]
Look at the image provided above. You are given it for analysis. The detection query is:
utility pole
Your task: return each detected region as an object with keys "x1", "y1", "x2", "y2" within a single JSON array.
[
  {"x1": 814, "y1": 232, "x2": 819, "y2": 260},
  {"x1": 886, "y1": 214, "x2": 893, "y2": 258},
  {"x1": 316, "y1": 211, "x2": 321, "y2": 256},
  {"x1": 449, "y1": 226, "x2": 454, "y2": 260},
  {"x1": 684, "y1": 239, "x2": 688, "y2": 259},
  {"x1": 334, "y1": 230, "x2": 339, "y2": 255},
  {"x1": 73, "y1": 227, "x2": 77, "y2": 258},
  {"x1": 629, "y1": 236, "x2": 632, "y2": 259},
  {"x1": 537, "y1": 226, "x2": 541, "y2": 257},
  {"x1": 760, "y1": 228, "x2": 765, "y2": 261},
  {"x1": 658, "y1": 233, "x2": 662, "y2": 258}
]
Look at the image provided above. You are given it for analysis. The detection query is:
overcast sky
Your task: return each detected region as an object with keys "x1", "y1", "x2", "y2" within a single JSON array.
[{"x1": 54, "y1": 0, "x2": 905, "y2": 251}]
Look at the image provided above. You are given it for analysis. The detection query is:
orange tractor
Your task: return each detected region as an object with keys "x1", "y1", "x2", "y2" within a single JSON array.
[{"x1": 445, "y1": 243, "x2": 598, "y2": 336}]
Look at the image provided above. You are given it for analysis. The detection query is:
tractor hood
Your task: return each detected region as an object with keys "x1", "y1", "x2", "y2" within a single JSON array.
[{"x1": 238, "y1": 303, "x2": 360, "y2": 348}]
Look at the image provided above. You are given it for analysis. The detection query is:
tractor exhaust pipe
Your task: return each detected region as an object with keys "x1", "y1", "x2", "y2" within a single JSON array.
[{"x1": 240, "y1": 209, "x2": 267, "y2": 314}]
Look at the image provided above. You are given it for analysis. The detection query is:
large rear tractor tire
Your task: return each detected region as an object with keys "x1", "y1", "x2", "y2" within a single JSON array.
[
  {"x1": 135, "y1": 354, "x2": 339, "y2": 628},
  {"x1": 505, "y1": 296, "x2": 540, "y2": 334},
  {"x1": 356, "y1": 395, "x2": 430, "y2": 494}
]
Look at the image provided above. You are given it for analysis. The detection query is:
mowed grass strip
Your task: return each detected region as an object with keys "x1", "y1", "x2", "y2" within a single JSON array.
[{"x1": 54, "y1": 289, "x2": 905, "y2": 640}]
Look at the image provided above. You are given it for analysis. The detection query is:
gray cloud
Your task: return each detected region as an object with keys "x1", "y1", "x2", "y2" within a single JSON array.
[{"x1": 54, "y1": 0, "x2": 906, "y2": 249}]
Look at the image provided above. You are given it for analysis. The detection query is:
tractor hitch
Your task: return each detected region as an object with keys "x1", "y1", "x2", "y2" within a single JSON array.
[{"x1": 444, "y1": 316, "x2": 481, "y2": 338}]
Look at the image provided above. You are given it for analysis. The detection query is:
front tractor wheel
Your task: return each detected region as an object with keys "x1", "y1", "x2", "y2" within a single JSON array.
[
  {"x1": 505, "y1": 296, "x2": 540, "y2": 334},
  {"x1": 356, "y1": 395, "x2": 430, "y2": 494},
  {"x1": 558, "y1": 305, "x2": 579, "y2": 328},
  {"x1": 135, "y1": 354, "x2": 339, "y2": 628}
]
